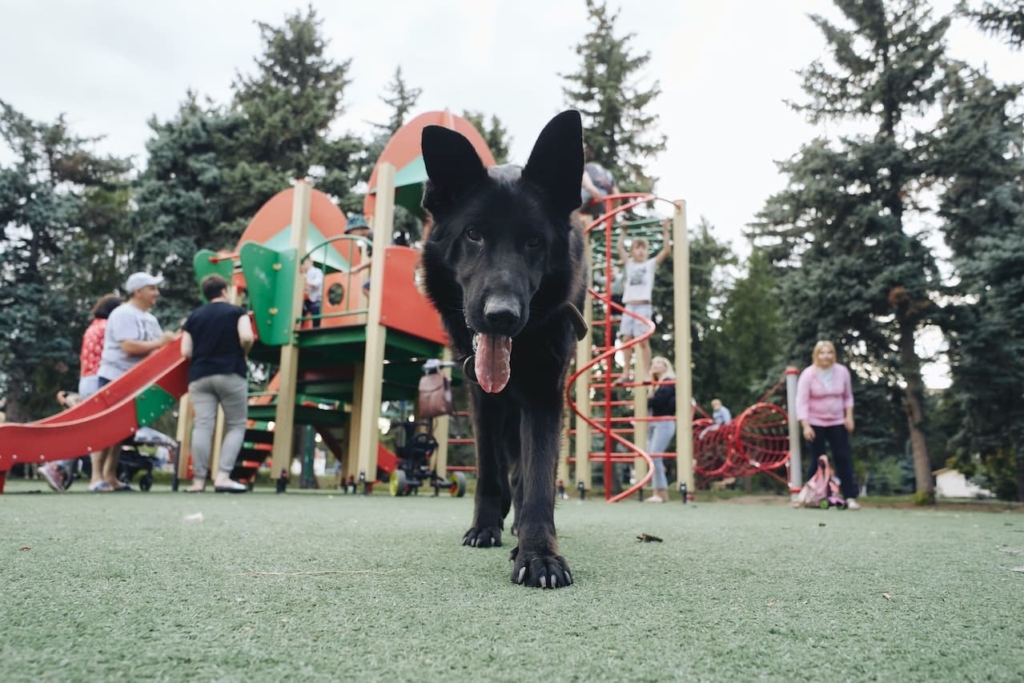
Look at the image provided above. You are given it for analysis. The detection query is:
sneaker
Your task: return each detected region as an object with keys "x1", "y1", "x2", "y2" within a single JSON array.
[
  {"x1": 846, "y1": 499, "x2": 861, "y2": 510},
  {"x1": 39, "y1": 464, "x2": 65, "y2": 492},
  {"x1": 644, "y1": 495, "x2": 664, "y2": 503}
]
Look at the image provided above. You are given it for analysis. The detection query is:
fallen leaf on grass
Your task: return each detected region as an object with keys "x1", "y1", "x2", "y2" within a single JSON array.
[
  {"x1": 637, "y1": 533, "x2": 663, "y2": 543},
  {"x1": 19, "y1": 546, "x2": 30, "y2": 551},
  {"x1": 882, "y1": 593, "x2": 892, "y2": 600},
  {"x1": 818, "y1": 522, "x2": 826, "y2": 527}
]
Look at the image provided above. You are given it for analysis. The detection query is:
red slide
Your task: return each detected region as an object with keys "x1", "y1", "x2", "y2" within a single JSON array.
[{"x1": 0, "y1": 341, "x2": 189, "y2": 493}]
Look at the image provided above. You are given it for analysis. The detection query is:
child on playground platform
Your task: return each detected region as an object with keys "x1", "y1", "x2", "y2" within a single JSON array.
[{"x1": 616, "y1": 219, "x2": 672, "y2": 383}]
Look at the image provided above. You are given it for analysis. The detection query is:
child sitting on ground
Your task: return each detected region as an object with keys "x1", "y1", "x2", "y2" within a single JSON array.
[{"x1": 615, "y1": 219, "x2": 672, "y2": 384}]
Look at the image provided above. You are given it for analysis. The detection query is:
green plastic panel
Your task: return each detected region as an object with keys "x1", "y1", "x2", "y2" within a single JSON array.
[
  {"x1": 135, "y1": 384, "x2": 177, "y2": 427},
  {"x1": 239, "y1": 241, "x2": 298, "y2": 346},
  {"x1": 193, "y1": 250, "x2": 236, "y2": 301}
]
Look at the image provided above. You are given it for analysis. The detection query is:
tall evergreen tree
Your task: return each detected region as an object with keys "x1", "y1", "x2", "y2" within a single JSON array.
[
  {"x1": 461, "y1": 110, "x2": 513, "y2": 164},
  {"x1": 371, "y1": 66, "x2": 422, "y2": 137},
  {"x1": 0, "y1": 101, "x2": 132, "y2": 420},
  {"x1": 935, "y1": 68, "x2": 1024, "y2": 499},
  {"x1": 228, "y1": 5, "x2": 362, "y2": 222},
  {"x1": 133, "y1": 93, "x2": 240, "y2": 324},
  {"x1": 750, "y1": 0, "x2": 953, "y2": 500},
  {"x1": 561, "y1": 0, "x2": 666, "y2": 191},
  {"x1": 716, "y1": 250, "x2": 784, "y2": 410},
  {"x1": 961, "y1": 0, "x2": 1024, "y2": 49}
]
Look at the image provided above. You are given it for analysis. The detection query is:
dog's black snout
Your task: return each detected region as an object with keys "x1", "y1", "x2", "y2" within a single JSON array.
[{"x1": 483, "y1": 297, "x2": 521, "y2": 333}]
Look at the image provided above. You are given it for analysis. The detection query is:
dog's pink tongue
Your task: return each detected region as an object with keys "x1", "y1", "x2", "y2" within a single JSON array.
[{"x1": 474, "y1": 334, "x2": 512, "y2": 393}]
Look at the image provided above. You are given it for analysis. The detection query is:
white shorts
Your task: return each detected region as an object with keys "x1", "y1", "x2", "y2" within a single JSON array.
[{"x1": 618, "y1": 303, "x2": 653, "y2": 339}]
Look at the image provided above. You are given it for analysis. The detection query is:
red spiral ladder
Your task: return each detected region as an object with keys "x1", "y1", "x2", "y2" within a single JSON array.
[
  {"x1": 565, "y1": 195, "x2": 793, "y2": 501},
  {"x1": 566, "y1": 193, "x2": 681, "y2": 502}
]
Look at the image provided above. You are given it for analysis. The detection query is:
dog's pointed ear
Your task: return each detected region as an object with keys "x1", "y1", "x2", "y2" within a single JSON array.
[
  {"x1": 421, "y1": 126, "x2": 488, "y2": 216},
  {"x1": 522, "y1": 110, "x2": 584, "y2": 218}
]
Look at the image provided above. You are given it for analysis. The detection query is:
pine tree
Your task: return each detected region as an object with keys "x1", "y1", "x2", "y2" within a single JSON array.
[
  {"x1": 228, "y1": 5, "x2": 362, "y2": 222},
  {"x1": 461, "y1": 111, "x2": 513, "y2": 164},
  {"x1": 716, "y1": 250, "x2": 784, "y2": 411},
  {"x1": 935, "y1": 68, "x2": 1024, "y2": 499},
  {"x1": 134, "y1": 93, "x2": 240, "y2": 324},
  {"x1": 961, "y1": 0, "x2": 1024, "y2": 49},
  {"x1": 750, "y1": 0, "x2": 953, "y2": 501},
  {"x1": 0, "y1": 101, "x2": 132, "y2": 420},
  {"x1": 372, "y1": 66, "x2": 422, "y2": 137},
  {"x1": 561, "y1": 0, "x2": 666, "y2": 191}
]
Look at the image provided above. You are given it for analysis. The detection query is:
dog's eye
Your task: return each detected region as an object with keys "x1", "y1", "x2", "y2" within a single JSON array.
[
  {"x1": 526, "y1": 235, "x2": 542, "y2": 248},
  {"x1": 465, "y1": 228, "x2": 482, "y2": 242}
]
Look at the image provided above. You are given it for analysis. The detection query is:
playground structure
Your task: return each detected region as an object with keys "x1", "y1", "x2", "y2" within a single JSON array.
[
  {"x1": 0, "y1": 110, "x2": 498, "y2": 494},
  {"x1": 0, "y1": 109, "x2": 803, "y2": 498},
  {"x1": 565, "y1": 195, "x2": 796, "y2": 501}
]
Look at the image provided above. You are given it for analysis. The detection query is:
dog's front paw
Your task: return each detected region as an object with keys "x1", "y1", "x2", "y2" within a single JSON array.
[
  {"x1": 509, "y1": 546, "x2": 573, "y2": 588},
  {"x1": 462, "y1": 526, "x2": 502, "y2": 548}
]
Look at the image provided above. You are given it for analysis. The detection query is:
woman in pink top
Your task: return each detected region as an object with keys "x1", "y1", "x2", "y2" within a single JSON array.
[{"x1": 796, "y1": 340, "x2": 860, "y2": 509}]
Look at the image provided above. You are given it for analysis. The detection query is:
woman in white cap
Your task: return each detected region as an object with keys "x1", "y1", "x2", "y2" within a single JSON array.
[{"x1": 90, "y1": 272, "x2": 175, "y2": 492}]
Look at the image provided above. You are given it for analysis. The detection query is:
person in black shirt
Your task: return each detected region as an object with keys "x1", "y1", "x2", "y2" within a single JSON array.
[
  {"x1": 645, "y1": 356, "x2": 677, "y2": 503},
  {"x1": 180, "y1": 275, "x2": 255, "y2": 493}
]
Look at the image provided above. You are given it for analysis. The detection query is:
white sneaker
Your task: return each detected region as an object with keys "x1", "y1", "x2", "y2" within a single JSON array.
[
  {"x1": 846, "y1": 499, "x2": 861, "y2": 510},
  {"x1": 644, "y1": 495, "x2": 664, "y2": 503},
  {"x1": 39, "y1": 464, "x2": 65, "y2": 492}
]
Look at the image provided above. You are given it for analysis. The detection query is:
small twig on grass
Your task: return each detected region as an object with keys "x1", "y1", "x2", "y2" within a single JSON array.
[
  {"x1": 235, "y1": 569, "x2": 404, "y2": 577},
  {"x1": 637, "y1": 533, "x2": 663, "y2": 543}
]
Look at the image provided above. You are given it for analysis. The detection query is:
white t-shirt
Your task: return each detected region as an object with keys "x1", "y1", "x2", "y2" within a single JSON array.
[
  {"x1": 305, "y1": 266, "x2": 324, "y2": 303},
  {"x1": 622, "y1": 258, "x2": 656, "y2": 303}
]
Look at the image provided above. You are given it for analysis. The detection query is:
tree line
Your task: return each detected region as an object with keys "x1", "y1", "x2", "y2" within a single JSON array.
[{"x1": 2, "y1": 0, "x2": 1022, "y2": 500}]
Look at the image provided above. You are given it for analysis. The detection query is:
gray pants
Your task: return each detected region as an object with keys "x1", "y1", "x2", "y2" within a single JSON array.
[
  {"x1": 189, "y1": 374, "x2": 248, "y2": 479},
  {"x1": 647, "y1": 419, "x2": 676, "y2": 490}
]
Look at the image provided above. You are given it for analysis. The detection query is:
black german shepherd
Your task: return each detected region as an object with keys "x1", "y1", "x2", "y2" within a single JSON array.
[{"x1": 420, "y1": 110, "x2": 586, "y2": 589}]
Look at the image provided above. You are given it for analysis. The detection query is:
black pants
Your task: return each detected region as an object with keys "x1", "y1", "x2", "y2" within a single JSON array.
[{"x1": 803, "y1": 424, "x2": 858, "y2": 499}]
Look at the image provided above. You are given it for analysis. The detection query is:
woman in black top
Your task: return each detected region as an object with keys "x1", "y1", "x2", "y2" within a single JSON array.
[
  {"x1": 180, "y1": 275, "x2": 255, "y2": 492},
  {"x1": 645, "y1": 356, "x2": 677, "y2": 503}
]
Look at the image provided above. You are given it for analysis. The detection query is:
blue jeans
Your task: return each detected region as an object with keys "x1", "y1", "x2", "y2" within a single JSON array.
[{"x1": 647, "y1": 419, "x2": 676, "y2": 490}]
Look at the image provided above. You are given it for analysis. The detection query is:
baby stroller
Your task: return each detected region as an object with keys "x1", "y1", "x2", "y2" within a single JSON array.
[
  {"x1": 70, "y1": 427, "x2": 176, "y2": 492},
  {"x1": 793, "y1": 454, "x2": 847, "y2": 509}
]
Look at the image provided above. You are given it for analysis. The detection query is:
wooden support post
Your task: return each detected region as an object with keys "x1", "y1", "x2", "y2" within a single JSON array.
[
  {"x1": 433, "y1": 347, "x2": 452, "y2": 479},
  {"x1": 271, "y1": 180, "x2": 312, "y2": 480},
  {"x1": 344, "y1": 366, "x2": 364, "y2": 481},
  {"x1": 671, "y1": 201, "x2": 693, "y2": 498},
  {"x1": 175, "y1": 393, "x2": 193, "y2": 483},
  {"x1": 633, "y1": 380, "x2": 649, "y2": 486},
  {"x1": 354, "y1": 163, "x2": 395, "y2": 487}
]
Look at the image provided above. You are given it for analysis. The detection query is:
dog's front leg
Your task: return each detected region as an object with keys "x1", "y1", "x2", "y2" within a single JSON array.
[
  {"x1": 463, "y1": 390, "x2": 511, "y2": 548},
  {"x1": 510, "y1": 399, "x2": 572, "y2": 588}
]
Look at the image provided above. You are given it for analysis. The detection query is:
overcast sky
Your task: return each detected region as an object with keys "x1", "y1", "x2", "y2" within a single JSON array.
[{"x1": 2, "y1": 0, "x2": 1021, "y2": 250}]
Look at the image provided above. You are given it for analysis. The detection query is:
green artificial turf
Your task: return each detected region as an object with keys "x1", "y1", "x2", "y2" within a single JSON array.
[{"x1": 2, "y1": 480, "x2": 1022, "y2": 682}]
